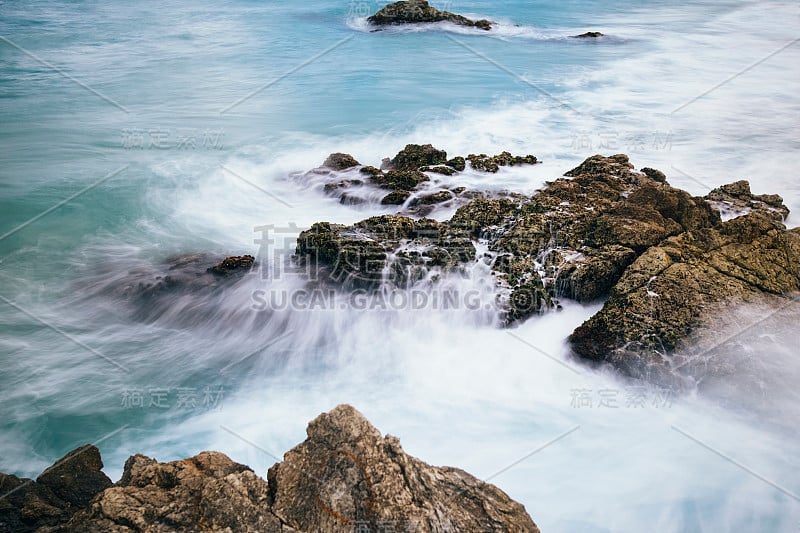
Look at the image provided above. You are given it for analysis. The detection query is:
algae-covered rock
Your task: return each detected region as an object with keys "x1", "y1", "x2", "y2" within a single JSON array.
[
  {"x1": 467, "y1": 152, "x2": 539, "y2": 173},
  {"x1": 390, "y1": 143, "x2": 448, "y2": 171},
  {"x1": 323, "y1": 152, "x2": 360, "y2": 170},
  {"x1": 368, "y1": 1, "x2": 493, "y2": 31}
]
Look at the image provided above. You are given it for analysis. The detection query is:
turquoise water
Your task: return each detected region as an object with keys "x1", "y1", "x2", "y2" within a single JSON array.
[{"x1": 2, "y1": 1, "x2": 799, "y2": 531}]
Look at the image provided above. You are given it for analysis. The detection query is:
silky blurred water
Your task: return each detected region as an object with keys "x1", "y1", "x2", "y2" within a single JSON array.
[{"x1": 1, "y1": 1, "x2": 799, "y2": 531}]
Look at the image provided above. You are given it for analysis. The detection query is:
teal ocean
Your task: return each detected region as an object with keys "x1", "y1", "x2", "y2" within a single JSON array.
[{"x1": 1, "y1": 1, "x2": 799, "y2": 531}]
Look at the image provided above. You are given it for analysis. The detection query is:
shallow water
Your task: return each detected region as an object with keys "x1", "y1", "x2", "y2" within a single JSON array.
[{"x1": 1, "y1": 1, "x2": 799, "y2": 531}]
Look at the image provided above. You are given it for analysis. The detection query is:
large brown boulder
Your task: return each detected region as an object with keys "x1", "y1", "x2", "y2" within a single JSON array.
[
  {"x1": 569, "y1": 213, "x2": 800, "y2": 377},
  {"x1": 268, "y1": 405, "x2": 540, "y2": 533}
]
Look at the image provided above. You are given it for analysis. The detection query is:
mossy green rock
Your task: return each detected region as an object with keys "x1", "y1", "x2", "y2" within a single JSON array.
[{"x1": 390, "y1": 143, "x2": 448, "y2": 171}]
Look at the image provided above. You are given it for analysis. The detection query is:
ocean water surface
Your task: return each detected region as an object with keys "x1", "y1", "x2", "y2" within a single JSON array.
[{"x1": 1, "y1": 1, "x2": 799, "y2": 531}]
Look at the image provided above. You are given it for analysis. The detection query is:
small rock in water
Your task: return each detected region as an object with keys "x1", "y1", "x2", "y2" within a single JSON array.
[
  {"x1": 572, "y1": 31, "x2": 605, "y2": 38},
  {"x1": 368, "y1": 0, "x2": 494, "y2": 31}
]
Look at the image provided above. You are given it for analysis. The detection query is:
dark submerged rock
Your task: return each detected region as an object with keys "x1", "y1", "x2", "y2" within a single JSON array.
[
  {"x1": 572, "y1": 31, "x2": 604, "y2": 38},
  {"x1": 207, "y1": 254, "x2": 255, "y2": 276}
]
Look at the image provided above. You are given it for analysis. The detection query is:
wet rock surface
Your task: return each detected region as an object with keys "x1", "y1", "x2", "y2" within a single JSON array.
[
  {"x1": 5, "y1": 406, "x2": 539, "y2": 533},
  {"x1": 294, "y1": 150, "x2": 798, "y2": 374},
  {"x1": 569, "y1": 212, "x2": 800, "y2": 378},
  {"x1": 368, "y1": 1, "x2": 493, "y2": 31}
]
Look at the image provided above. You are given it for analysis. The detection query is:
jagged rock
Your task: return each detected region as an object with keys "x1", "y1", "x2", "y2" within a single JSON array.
[
  {"x1": 368, "y1": 1, "x2": 493, "y2": 31},
  {"x1": 705, "y1": 180, "x2": 789, "y2": 222},
  {"x1": 207, "y1": 255, "x2": 255, "y2": 276},
  {"x1": 323, "y1": 152, "x2": 360, "y2": 171},
  {"x1": 569, "y1": 213, "x2": 800, "y2": 377},
  {"x1": 572, "y1": 31, "x2": 604, "y2": 38},
  {"x1": 45, "y1": 452, "x2": 281, "y2": 532},
  {"x1": 11, "y1": 407, "x2": 538, "y2": 533},
  {"x1": 467, "y1": 152, "x2": 539, "y2": 173},
  {"x1": 268, "y1": 405, "x2": 539, "y2": 532},
  {"x1": 390, "y1": 143, "x2": 448, "y2": 171},
  {"x1": 296, "y1": 216, "x2": 474, "y2": 288},
  {"x1": 0, "y1": 445, "x2": 111, "y2": 533}
]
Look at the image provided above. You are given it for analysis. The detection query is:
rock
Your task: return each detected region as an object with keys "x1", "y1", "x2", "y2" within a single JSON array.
[
  {"x1": 36, "y1": 445, "x2": 112, "y2": 511},
  {"x1": 640, "y1": 167, "x2": 666, "y2": 182},
  {"x1": 421, "y1": 165, "x2": 457, "y2": 176},
  {"x1": 46, "y1": 452, "x2": 282, "y2": 533},
  {"x1": 15, "y1": 407, "x2": 538, "y2": 533},
  {"x1": 381, "y1": 190, "x2": 411, "y2": 205},
  {"x1": 0, "y1": 445, "x2": 111, "y2": 532},
  {"x1": 557, "y1": 245, "x2": 638, "y2": 302},
  {"x1": 569, "y1": 212, "x2": 800, "y2": 377},
  {"x1": 296, "y1": 217, "x2": 474, "y2": 288},
  {"x1": 390, "y1": 143, "x2": 448, "y2": 171},
  {"x1": 268, "y1": 405, "x2": 539, "y2": 532},
  {"x1": 323, "y1": 152, "x2": 360, "y2": 171},
  {"x1": 323, "y1": 179, "x2": 363, "y2": 195},
  {"x1": 450, "y1": 197, "x2": 519, "y2": 237},
  {"x1": 370, "y1": 169, "x2": 430, "y2": 191},
  {"x1": 446, "y1": 156, "x2": 466, "y2": 171},
  {"x1": 368, "y1": 1, "x2": 493, "y2": 31},
  {"x1": 207, "y1": 255, "x2": 255, "y2": 276},
  {"x1": 572, "y1": 31, "x2": 604, "y2": 38},
  {"x1": 705, "y1": 180, "x2": 789, "y2": 222},
  {"x1": 467, "y1": 152, "x2": 539, "y2": 173},
  {"x1": 412, "y1": 190, "x2": 454, "y2": 205},
  {"x1": 359, "y1": 165, "x2": 383, "y2": 177}
]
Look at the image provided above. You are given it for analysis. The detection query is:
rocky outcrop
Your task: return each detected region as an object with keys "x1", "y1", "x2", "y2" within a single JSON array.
[
  {"x1": 0, "y1": 445, "x2": 111, "y2": 532},
  {"x1": 297, "y1": 145, "x2": 539, "y2": 217},
  {"x1": 42, "y1": 451, "x2": 281, "y2": 533},
  {"x1": 295, "y1": 216, "x2": 474, "y2": 289},
  {"x1": 569, "y1": 212, "x2": 800, "y2": 378},
  {"x1": 704, "y1": 180, "x2": 789, "y2": 222},
  {"x1": 293, "y1": 150, "x2": 800, "y2": 375},
  {"x1": 297, "y1": 153, "x2": 719, "y2": 325},
  {"x1": 368, "y1": 1, "x2": 493, "y2": 31},
  {"x1": 467, "y1": 152, "x2": 539, "y2": 173},
  {"x1": 269, "y1": 405, "x2": 539, "y2": 533},
  {"x1": 6, "y1": 406, "x2": 539, "y2": 533}
]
